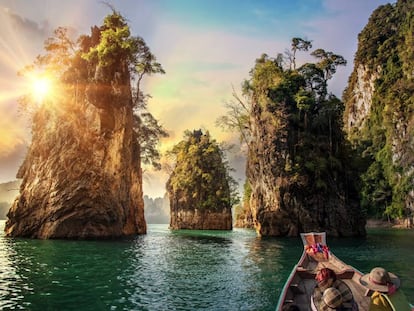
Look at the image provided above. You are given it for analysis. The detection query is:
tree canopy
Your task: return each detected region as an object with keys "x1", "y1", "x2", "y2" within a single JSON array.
[
  {"x1": 166, "y1": 130, "x2": 239, "y2": 211},
  {"x1": 218, "y1": 38, "x2": 359, "y2": 224}
]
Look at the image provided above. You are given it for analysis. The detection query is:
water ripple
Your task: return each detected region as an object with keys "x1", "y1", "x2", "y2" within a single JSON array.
[{"x1": 0, "y1": 222, "x2": 413, "y2": 310}]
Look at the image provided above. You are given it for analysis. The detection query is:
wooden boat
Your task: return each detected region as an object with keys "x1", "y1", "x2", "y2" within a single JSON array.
[{"x1": 276, "y1": 232, "x2": 371, "y2": 311}]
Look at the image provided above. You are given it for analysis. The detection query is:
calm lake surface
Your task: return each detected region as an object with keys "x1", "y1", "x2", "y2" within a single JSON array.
[{"x1": 0, "y1": 220, "x2": 413, "y2": 311}]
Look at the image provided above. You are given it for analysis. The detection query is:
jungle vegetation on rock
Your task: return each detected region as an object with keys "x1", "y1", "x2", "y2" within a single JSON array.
[
  {"x1": 219, "y1": 38, "x2": 365, "y2": 236},
  {"x1": 166, "y1": 130, "x2": 237, "y2": 230},
  {"x1": 5, "y1": 1, "x2": 413, "y2": 239},
  {"x1": 222, "y1": 0, "x2": 414, "y2": 235},
  {"x1": 343, "y1": 0, "x2": 414, "y2": 221}
]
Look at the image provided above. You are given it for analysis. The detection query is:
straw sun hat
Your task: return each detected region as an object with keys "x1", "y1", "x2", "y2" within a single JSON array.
[
  {"x1": 322, "y1": 287, "x2": 343, "y2": 309},
  {"x1": 360, "y1": 267, "x2": 401, "y2": 293}
]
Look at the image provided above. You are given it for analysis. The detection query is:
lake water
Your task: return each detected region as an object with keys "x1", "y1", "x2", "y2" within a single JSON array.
[{"x1": 0, "y1": 220, "x2": 413, "y2": 310}]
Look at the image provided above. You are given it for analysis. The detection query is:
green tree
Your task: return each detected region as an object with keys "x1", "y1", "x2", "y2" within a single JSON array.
[
  {"x1": 311, "y1": 48, "x2": 347, "y2": 82},
  {"x1": 290, "y1": 37, "x2": 313, "y2": 70},
  {"x1": 167, "y1": 130, "x2": 239, "y2": 211}
]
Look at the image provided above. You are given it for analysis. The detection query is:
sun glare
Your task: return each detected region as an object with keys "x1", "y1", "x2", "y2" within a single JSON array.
[{"x1": 31, "y1": 76, "x2": 52, "y2": 102}]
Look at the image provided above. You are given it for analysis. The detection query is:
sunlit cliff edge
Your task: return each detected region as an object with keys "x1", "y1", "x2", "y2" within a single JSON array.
[{"x1": 5, "y1": 14, "x2": 147, "y2": 239}]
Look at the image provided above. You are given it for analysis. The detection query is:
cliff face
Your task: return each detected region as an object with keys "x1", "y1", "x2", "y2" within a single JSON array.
[
  {"x1": 5, "y1": 58, "x2": 146, "y2": 239},
  {"x1": 233, "y1": 205, "x2": 254, "y2": 229},
  {"x1": 246, "y1": 97, "x2": 365, "y2": 237},
  {"x1": 343, "y1": 0, "x2": 414, "y2": 218},
  {"x1": 166, "y1": 130, "x2": 233, "y2": 230},
  {"x1": 247, "y1": 101, "x2": 292, "y2": 236},
  {"x1": 169, "y1": 209, "x2": 232, "y2": 230},
  {"x1": 344, "y1": 64, "x2": 380, "y2": 134},
  {"x1": 240, "y1": 48, "x2": 365, "y2": 237}
]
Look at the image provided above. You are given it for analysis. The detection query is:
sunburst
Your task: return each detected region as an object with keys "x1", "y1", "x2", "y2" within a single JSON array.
[{"x1": 31, "y1": 76, "x2": 53, "y2": 102}]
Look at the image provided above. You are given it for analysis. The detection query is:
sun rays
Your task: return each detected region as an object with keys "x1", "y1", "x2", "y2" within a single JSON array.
[
  {"x1": 31, "y1": 76, "x2": 51, "y2": 99},
  {"x1": 27, "y1": 74, "x2": 56, "y2": 104}
]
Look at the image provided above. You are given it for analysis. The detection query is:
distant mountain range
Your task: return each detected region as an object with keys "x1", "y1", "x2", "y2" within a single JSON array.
[
  {"x1": 0, "y1": 180, "x2": 20, "y2": 219},
  {"x1": 144, "y1": 194, "x2": 170, "y2": 224}
]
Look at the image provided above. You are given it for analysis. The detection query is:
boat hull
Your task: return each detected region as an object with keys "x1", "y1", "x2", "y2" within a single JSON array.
[{"x1": 276, "y1": 232, "x2": 370, "y2": 311}]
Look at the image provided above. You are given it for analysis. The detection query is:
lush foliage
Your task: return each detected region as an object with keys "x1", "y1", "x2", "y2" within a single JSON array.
[
  {"x1": 167, "y1": 130, "x2": 239, "y2": 211},
  {"x1": 220, "y1": 38, "x2": 358, "y2": 224},
  {"x1": 344, "y1": 0, "x2": 414, "y2": 219}
]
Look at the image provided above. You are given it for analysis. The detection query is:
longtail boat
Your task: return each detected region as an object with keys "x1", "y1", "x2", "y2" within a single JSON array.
[{"x1": 276, "y1": 232, "x2": 371, "y2": 311}]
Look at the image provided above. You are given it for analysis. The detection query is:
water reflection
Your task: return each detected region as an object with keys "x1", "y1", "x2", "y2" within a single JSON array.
[
  {"x1": 0, "y1": 233, "x2": 132, "y2": 310},
  {"x1": 244, "y1": 236, "x2": 303, "y2": 309},
  {"x1": 0, "y1": 236, "x2": 30, "y2": 309},
  {"x1": 125, "y1": 228, "x2": 238, "y2": 310},
  {"x1": 0, "y1": 222, "x2": 412, "y2": 310}
]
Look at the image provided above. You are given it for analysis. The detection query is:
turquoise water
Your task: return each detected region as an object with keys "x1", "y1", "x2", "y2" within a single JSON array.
[{"x1": 0, "y1": 220, "x2": 413, "y2": 310}]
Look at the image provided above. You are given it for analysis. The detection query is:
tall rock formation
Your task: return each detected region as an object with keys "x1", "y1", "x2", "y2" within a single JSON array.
[
  {"x1": 167, "y1": 130, "x2": 233, "y2": 230},
  {"x1": 5, "y1": 13, "x2": 148, "y2": 239},
  {"x1": 243, "y1": 51, "x2": 365, "y2": 237},
  {"x1": 343, "y1": 0, "x2": 414, "y2": 220}
]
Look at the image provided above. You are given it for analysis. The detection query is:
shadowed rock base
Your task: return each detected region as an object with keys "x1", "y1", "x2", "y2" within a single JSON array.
[{"x1": 170, "y1": 209, "x2": 232, "y2": 230}]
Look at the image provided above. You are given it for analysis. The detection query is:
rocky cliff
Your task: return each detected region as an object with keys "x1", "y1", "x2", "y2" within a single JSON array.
[
  {"x1": 167, "y1": 130, "x2": 233, "y2": 230},
  {"x1": 246, "y1": 98, "x2": 364, "y2": 237},
  {"x1": 343, "y1": 0, "x2": 414, "y2": 218},
  {"x1": 5, "y1": 15, "x2": 147, "y2": 239},
  {"x1": 344, "y1": 64, "x2": 380, "y2": 134},
  {"x1": 144, "y1": 194, "x2": 170, "y2": 224},
  {"x1": 5, "y1": 73, "x2": 146, "y2": 239},
  {"x1": 169, "y1": 209, "x2": 232, "y2": 230},
  {"x1": 243, "y1": 51, "x2": 365, "y2": 237}
]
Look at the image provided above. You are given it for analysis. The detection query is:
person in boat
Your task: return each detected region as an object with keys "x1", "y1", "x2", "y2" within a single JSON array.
[
  {"x1": 313, "y1": 268, "x2": 354, "y2": 310},
  {"x1": 360, "y1": 267, "x2": 411, "y2": 311}
]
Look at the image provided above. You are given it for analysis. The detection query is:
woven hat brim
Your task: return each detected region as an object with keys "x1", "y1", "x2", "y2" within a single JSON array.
[{"x1": 360, "y1": 272, "x2": 400, "y2": 292}]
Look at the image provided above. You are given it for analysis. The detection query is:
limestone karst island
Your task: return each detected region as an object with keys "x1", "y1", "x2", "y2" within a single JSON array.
[{"x1": 3, "y1": 0, "x2": 414, "y2": 240}]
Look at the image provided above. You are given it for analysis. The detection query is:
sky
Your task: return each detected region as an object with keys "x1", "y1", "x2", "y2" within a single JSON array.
[{"x1": 0, "y1": 0, "x2": 392, "y2": 197}]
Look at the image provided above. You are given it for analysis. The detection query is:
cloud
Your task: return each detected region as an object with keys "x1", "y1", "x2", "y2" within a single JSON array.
[
  {"x1": 145, "y1": 21, "x2": 287, "y2": 133},
  {"x1": 0, "y1": 7, "x2": 50, "y2": 68},
  {"x1": 1, "y1": 7, "x2": 49, "y2": 37}
]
